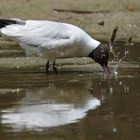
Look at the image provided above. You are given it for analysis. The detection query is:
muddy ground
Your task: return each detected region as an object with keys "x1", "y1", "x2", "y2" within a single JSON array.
[{"x1": 0, "y1": 0, "x2": 139, "y2": 70}]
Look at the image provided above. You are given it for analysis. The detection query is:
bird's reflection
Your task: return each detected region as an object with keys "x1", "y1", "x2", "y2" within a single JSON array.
[
  {"x1": 1, "y1": 81, "x2": 100, "y2": 131},
  {"x1": 1, "y1": 74, "x2": 133, "y2": 132}
]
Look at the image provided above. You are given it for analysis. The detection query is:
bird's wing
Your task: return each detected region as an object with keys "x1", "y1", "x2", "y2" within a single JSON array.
[
  {"x1": 16, "y1": 20, "x2": 74, "y2": 48},
  {"x1": 38, "y1": 37, "x2": 74, "y2": 54},
  {"x1": 17, "y1": 34, "x2": 74, "y2": 54},
  {"x1": 17, "y1": 32, "x2": 73, "y2": 48},
  {"x1": 1, "y1": 20, "x2": 75, "y2": 51}
]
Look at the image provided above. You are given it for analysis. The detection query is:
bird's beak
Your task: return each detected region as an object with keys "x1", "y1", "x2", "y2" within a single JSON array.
[{"x1": 103, "y1": 65, "x2": 110, "y2": 76}]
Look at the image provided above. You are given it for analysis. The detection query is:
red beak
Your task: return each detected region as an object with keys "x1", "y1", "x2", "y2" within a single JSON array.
[{"x1": 103, "y1": 65, "x2": 110, "y2": 76}]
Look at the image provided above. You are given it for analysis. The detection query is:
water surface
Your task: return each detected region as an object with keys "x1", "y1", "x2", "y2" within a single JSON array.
[{"x1": 0, "y1": 41, "x2": 139, "y2": 140}]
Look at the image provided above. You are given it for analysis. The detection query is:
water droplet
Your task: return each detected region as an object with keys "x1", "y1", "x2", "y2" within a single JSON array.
[
  {"x1": 110, "y1": 87, "x2": 113, "y2": 94},
  {"x1": 113, "y1": 128, "x2": 117, "y2": 133},
  {"x1": 114, "y1": 70, "x2": 118, "y2": 75}
]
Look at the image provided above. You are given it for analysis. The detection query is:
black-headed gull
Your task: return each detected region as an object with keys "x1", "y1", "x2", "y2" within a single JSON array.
[{"x1": 0, "y1": 19, "x2": 110, "y2": 74}]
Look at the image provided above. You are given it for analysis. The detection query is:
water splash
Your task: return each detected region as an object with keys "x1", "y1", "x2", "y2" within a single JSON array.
[{"x1": 109, "y1": 41, "x2": 133, "y2": 76}]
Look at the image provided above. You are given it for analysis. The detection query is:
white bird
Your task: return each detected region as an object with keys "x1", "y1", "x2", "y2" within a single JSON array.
[{"x1": 0, "y1": 19, "x2": 110, "y2": 74}]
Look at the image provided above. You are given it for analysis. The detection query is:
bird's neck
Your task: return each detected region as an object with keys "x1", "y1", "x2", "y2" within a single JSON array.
[{"x1": 83, "y1": 36, "x2": 100, "y2": 56}]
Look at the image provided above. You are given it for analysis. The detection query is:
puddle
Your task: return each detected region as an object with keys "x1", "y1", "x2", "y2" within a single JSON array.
[{"x1": 0, "y1": 41, "x2": 139, "y2": 140}]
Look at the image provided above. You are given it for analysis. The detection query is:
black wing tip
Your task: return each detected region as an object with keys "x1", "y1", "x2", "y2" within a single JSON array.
[
  {"x1": 0, "y1": 19, "x2": 17, "y2": 24},
  {"x1": 0, "y1": 18, "x2": 25, "y2": 28},
  {"x1": 0, "y1": 19, "x2": 17, "y2": 29}
]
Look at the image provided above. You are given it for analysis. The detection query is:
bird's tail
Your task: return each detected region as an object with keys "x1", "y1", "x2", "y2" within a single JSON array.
[
  {"x1": 0, "y1": 18, "x2": 25, "y2": 29},
  {"x1": 0, "y1": 18, "x2": 25, "y2": 38},
  {"x1": 0, "y1": 19, "x2": 17, "y2": 29}
]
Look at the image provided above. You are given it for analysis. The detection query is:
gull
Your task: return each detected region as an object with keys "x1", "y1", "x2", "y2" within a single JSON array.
[{"x1": 0, "y1": 19, "x2": 110, "y2": 74}]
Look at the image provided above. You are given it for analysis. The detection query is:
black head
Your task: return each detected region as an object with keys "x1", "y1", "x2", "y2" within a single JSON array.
[{"x1": 88, "y1": 43, "x2": 110, "y2": 75}]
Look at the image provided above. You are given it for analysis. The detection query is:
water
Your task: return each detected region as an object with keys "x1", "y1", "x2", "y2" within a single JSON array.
[{"x1": 0, "y1": 41, "x2": 140, "y2": 140}]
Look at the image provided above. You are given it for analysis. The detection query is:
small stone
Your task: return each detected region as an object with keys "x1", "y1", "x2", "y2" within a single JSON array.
[{"x1": 97, "y1": 20, "x2": 105, "y2": 26}]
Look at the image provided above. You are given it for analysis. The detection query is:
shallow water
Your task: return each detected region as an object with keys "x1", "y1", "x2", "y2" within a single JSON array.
[{"x1": 0, "y1": 41, "x2": 140, "y2": 140}]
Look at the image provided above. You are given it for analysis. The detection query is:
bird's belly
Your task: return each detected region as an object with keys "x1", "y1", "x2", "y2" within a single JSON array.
[{"x1": 41, "y1": 45, "x2": 83, "y2": 59}]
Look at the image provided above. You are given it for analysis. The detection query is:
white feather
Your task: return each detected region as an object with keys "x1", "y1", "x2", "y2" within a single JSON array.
[{"x1": 0, "y1": 20, "x2": 100, "y2": 60}]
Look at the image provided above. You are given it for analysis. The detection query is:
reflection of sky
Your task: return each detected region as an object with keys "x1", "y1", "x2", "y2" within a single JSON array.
[{"x1": 1, "y1": 84, "x2": 100, "y2": 131}]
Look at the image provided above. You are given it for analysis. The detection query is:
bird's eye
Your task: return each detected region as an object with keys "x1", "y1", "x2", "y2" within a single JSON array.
[{"x1": 101, "y1": 54, "x2": 106, "y2": 59}]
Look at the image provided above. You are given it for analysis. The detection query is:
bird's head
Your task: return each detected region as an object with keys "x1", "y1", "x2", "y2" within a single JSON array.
[{"x1": 88, "y1": 43, "x2": 110, "y2": 75}]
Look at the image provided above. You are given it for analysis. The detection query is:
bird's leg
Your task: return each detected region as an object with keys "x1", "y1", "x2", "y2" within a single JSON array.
[
  {"x1": 46, "y1": 61, "x2": 49, "y2": 74},
  {"x1": 53, "y1": 61, "x2": 58, "y2": 74}
]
